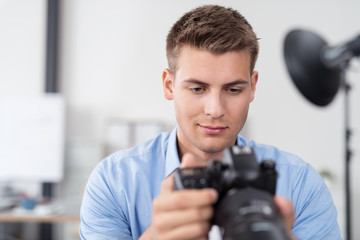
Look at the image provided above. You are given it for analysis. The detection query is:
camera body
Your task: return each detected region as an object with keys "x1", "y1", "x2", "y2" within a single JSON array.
[{"x1": 174, "y1": 145, "x2": 290, "y2": 240}]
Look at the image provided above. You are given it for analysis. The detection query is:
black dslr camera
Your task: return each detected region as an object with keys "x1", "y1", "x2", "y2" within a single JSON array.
[{"x1": 174, "y1": 145, "x2": 291, "y2": 240}]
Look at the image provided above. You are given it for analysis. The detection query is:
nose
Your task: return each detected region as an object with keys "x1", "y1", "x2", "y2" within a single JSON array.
[{"x1": 204, "y1": 92, "x2": 225, "y2": 119}]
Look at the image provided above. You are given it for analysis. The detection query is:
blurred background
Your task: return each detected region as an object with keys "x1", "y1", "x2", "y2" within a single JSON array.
[{"x1": 0, "y1": 0, "x2": 359, "y2": 239}]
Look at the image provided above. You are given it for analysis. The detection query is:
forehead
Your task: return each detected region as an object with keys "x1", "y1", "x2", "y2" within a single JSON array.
[{"x1": 175, "y1": 45, "x2": 251, "y2": 83}]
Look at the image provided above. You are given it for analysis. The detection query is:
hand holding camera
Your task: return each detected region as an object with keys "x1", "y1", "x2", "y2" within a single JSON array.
[
  {"x1": 142, "y1": 153, "x2": 218, "y2": 240},
  {"x1": 174, "y1": 146, "x2": 292, "y2": 240}
]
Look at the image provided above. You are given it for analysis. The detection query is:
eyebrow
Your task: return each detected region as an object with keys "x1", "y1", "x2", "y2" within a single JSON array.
[{"x1": 183, "y1": 78, "x2": 249, "y2": 87}]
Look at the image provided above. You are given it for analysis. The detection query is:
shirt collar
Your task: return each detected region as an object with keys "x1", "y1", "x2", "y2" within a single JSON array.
[
  {"x1": 164, "y1": 127, "x2": 180, "y2": 178},
  {"x1": 236, "y1": 134, "x2": 247, "y2": 147},
  {"x1": 164, "y1": 127, "x2": 247, "y2": 179}
]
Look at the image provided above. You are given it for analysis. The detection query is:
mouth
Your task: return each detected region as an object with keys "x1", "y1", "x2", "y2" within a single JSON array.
[{"x1": 198, "y1": 124, "x2": 228, "y2": 135}]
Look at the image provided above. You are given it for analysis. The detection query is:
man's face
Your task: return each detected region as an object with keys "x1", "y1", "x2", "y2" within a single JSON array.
[{"x1": 163, "y1": 45, "x2": 258, "y2": 160}]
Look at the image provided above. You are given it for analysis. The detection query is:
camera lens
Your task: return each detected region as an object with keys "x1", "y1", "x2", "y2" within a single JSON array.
[{"x1": 214, "y1": 188, "x2": 290, "y2": 240}]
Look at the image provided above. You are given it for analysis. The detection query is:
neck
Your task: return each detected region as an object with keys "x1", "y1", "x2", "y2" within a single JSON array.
[{"x1": 176, "y1": 138, "x2": 226, "y2": 165}]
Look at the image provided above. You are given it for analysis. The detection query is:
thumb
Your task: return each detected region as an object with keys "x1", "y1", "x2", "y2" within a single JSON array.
[
  {"x1": 161, "y1": 173, "x2": 174, "y2": 193},
  {"x1": 161, "y1": 153, "x2": 202, "y2": 193}
]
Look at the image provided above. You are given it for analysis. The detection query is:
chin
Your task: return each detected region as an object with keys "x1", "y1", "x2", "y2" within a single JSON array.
[
  {"x1": 199, "y1": 136, "x2": 234, "y2": 151},
  {"x1": 197, "y1": 143, "x2": 228, "y2": 154}
]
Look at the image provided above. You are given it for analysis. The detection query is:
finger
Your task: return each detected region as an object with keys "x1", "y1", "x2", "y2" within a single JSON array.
[
  {"x1": 153, "y1": 189, "x2": 218, "y2": 211},
  {"x1": 161, "y1": 173, "x2": 175, "y2": 193},
  {"x1": 181, "y1": 153, "x2": 207, "y2": 168},
  {"x1": 274, "y1": 196, "x2": 295, "y2": 234},
  {"x1": 153, "y1": 206, "x2": 214, "y2": 231},
  {"x1": 162, "y1": 221, "x2": 212, "y2": 240}
]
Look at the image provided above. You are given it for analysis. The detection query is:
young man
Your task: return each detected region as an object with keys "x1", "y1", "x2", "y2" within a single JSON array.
[{"x1": 80, "y1": 5, "x2": 341, "y2": 240}]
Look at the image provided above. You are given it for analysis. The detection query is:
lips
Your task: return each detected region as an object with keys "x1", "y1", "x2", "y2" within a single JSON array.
[{"x1": 199, "y1": 124, "x2": 227, "y2": 135}]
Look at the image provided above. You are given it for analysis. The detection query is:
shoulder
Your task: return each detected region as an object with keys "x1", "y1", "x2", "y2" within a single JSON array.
[
  {"x1": 85, "y1": 131, "x2": 172, "y2": 200},
  {"x1": 80, "y1": 131, "x2": 175, "y2": 239},
  {"x1": 96, "y1": 131, "x2": 171, "y2": 175},
  {"x1": 238, "y1": 135, "x2": 305, "y2": 168},
  {"x1": 237, "y1": 135, "x2": 322, "y2": 197},
  {"x1": 237, "y1": 136, "x2": 341, "y2": 239}
]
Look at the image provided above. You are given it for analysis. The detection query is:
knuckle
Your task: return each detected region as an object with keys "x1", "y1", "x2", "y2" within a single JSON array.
[
  {"x1": 192, "y1": 208, "x2": 203, "y2": 221},
  {"x1": 152, "y1": 218, "x2": 165, "y2": 232},
  {"x1": 173, "y1": 194, "x2": 185, "y2": 208},
  {"x1": 199, "y1": 190, "x2": 213, "y2": 204}
]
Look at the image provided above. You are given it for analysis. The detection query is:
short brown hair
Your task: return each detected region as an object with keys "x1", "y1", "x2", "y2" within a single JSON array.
[{"x1": 166, "y1": 5, "x2": 259, "y2": 73}]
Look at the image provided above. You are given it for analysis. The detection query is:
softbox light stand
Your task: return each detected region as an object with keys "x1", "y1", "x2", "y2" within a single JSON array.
[{"x1": 284, "y1": 29, "x2": 360, "y2": 240}]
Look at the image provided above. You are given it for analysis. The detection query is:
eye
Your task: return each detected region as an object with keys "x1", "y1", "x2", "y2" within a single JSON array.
[
  {"x1": 190, "y1": 87, "x2": 205, "y2": 93},
  {"x1": 226, "y1": 88, "x2": 242, "y2": 94}
]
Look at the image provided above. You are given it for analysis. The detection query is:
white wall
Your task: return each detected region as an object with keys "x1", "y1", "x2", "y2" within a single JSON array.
[
  {"x1": 0, "y1": 0, "x2": 47, "y2": 199},
  {"x1": 0, "y1": 0, "x2": 45, "y2": 95},
  {"x1": 1, "y1": 0, "x2": 359, "y2": 239}
]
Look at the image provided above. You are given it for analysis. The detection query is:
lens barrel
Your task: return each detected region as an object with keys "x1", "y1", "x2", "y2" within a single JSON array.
[{"x1": 214, "y1": 188, "x2": 291, "y2": 240}]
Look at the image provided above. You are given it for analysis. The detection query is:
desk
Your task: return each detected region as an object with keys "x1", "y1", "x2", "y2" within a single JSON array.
[
  {"x1": 0, "y1": 212, "x2": 80, "y2": 223},
  {"x1": 0, "y1": 212, "x2": 80, "y2": 239}
]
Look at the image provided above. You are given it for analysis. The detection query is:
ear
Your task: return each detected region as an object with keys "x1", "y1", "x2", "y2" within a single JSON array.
[
  {"x1": 162, "y1": 68, "x2": 174, "y2": 100},
  {"x1": 249, "y1": 71, "x2": 258, "y2": 102}
]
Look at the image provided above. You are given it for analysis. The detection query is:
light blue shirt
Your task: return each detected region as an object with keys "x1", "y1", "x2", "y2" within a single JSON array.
[{"x1": 80, "y1": 128, "x2": 341, "y2": 239}]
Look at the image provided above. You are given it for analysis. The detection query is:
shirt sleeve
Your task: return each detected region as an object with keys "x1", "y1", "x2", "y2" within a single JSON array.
[
  {"x1": 291, "y1": 163, "x2": 342, "y2": 240},
  {"x1": 79, "y1": 160, "x2": 132, "y2": 240}
]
